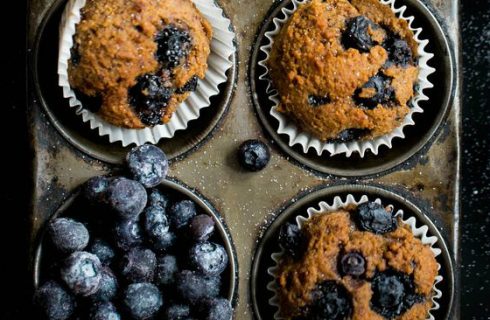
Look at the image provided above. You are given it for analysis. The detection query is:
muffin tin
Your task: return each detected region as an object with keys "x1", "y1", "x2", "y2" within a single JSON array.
[{"x1": 27, "y1": 0, "x2": 461, "y2": 318}]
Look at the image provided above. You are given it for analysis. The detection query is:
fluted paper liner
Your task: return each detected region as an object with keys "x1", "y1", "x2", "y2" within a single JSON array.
[
  {"x1": 58, "y1": 0, "x2": 235, "y2": 146},
  {"x1": 258, "y1": 0, "x2": 436, "y2": 157},
  {"x1": 267, "y1": 194, "x2": 443, "y2": 320}
]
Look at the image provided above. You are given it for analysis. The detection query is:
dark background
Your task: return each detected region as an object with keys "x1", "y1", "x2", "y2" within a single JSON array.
[{"x1": 1, "y1": 0, "x2": 489, "y2": 318}]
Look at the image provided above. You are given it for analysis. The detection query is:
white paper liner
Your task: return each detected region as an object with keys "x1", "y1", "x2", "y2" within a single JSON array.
[
  {"x1": 58, "y1": 0, "x2": 235, "y2": 147},
  {"x1": 258, "y1": 0, "x2": 436, "y2": 157},
  {"x1": 267, "y1": 194, "x2": 443, "y2": 320}
]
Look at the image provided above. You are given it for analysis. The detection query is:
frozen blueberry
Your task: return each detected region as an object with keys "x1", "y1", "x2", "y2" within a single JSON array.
[
  {"x1": 126, "y1": 145, "x2": 169, "y2": 188},
  {"x1": 371, "y1": 271, "x2": 407, "y2": 317},
  {"x1": 278, "y1": 223, "x2": 306, "y2": 259},
  {"x1": 144, "y1": 205, "x2": 170, "y2": 239},
  {"x1": 176, "y1": 270, "x2": 221, "y2": 304},
  {"x1": 197, "y1": 298, "x2": 233, "y2": 320},
  {"x1": 34, "y1": 280, "x2": 75, "y2": 320},
  {"x1": 89, "y1": 239, "x2": 115, "y2": 266},
  {"x1": 155, "y1": 255, "x2": 179, "y2": 287},
  {"x1": 355, "y1": 201, "x2": 397, "y2": 234},
  {"x1": 189, "y1": 242, "x2": 228, "y2": 275},
  {"x1": 342, "y1": 16, "x2": 380, "y2": 52},
  {"x1": 60, "y1": 251, "x2": 102, "y2": 297},
  {"x1": 165, "y1": 304, "x2": 191, "y2": 320},
  {"x1": 308, "y1": 281, "x2": 352, "y2": 320},
  {"x1": 120, "y1": 247, "x2": 157, "y2": 283},
  {"x1": 106, "y1": 177, "x2": 147, "y2": 220},
  {"x1": 128, "y1": 73, "x2": 173, "y2": 126},
  {"x1": 308, "y1": 94, "x2": 331, "y2": 107},
  {"x1": 90, "y1": 302, "x2": 121, "y2": 320},
  {"x1": 152, "y1": 231, "x2": 177, "y2": 252},
  {"x1": 176, "y1": 76, "x2": 199, "y2": 94},
  {"x1": 237, "y1": 140, "x2": 271, "y2": 172},
  {"x1": 384, "y1": 35, "x2": 413, "y2": 67},
  {"x1": 331, "y1": 128, "x2": 371, "y2": 143},
  {"x1": 339, "y1": 252, "x2": 366, "y2": 277},
  {"x1": 148, "y1": 188, "x2": 170, "y2": 209},
  {"x1": 48, "y1": 218, "x2": 90, "y2": 254},
  {"x1": 169, "y1": 200, "x2": 197, "y2": 229},
  {"x1": 188, "y1": 214, "x2": 215, "y2": 241},
  {"x1": 155, "y1": 25, "x2": 192, "y2": 68},
  {"x1": 123, "y1": 283, "x2": 163, "y2": 320},
  {"x1": 113, "y1": 218, "x2": 144, "y2": 251},
  {"x1": 354, "y1": 73, "x2": 395, "y2": 109},
  {"x1": 91, "y1": 267, "x2": 118, "y2": 303},
  {"x1": 83, "y1": 176, "x2": 111, "y2": 205}
]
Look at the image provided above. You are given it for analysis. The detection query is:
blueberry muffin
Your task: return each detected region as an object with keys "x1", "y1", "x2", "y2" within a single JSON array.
[
  {"x1": 68, "y1": 0, "x2": 212, "y2": 128},
  {"x1": 276, "y1": 201, "x2": 438, "y2": 319},
  {"x1": 268, "y1": 0, "x2": 419, "y2": 142}
]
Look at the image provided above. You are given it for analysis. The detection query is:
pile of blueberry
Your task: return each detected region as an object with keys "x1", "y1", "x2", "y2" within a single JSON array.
[
  {"x1": 34, "y1": 145, "x2": 233, "y2": 320},
  {"x1": 279, "y1": 201, "x2": 424, "y2": 319}
]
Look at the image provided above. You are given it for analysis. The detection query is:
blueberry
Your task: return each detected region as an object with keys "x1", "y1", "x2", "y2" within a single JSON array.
[
  {"x1": 308, "y1": 94, "x2": 331, "y2": 107},
  {"x1": 155, "y1": 25, "x2": 192, "y2": 68},
  {"x1": 165, "y1": 304, "x2": 191, "y2": 320},
  {"x1": 339, "y1": 252, "x2": 366, "y2": 277},
  {"x1": 48, "y1": 218, "x2": 90, "y2": 254},
  {"x1": 189, "y1": 242, "x2": 228, "y2": 275},
  {"x1": 197, "y1": 298, "x2": 233, "y2": 320},
  {"x1": 371, "y1": 271, "x2": 407, "y2": 317},
  {"x1": 169, "y1": 200, "x2": 197, "y2": 229},
  {"x1": 123, "y1": 283, "x2": 163, "y2": 320},
  {"x1": 70, "y1": 44, "x2": 81, "y2": 66},
  {"x1": 188, "y1": 214, "x2": 215, "y2": 241},
  {"x1": 89, "y1": 302, "x2": 121, "y2": 320},
  {"x1": 91, "y1": 267, "x2": 118, "y2": 303},
  {"x1": 126, "y1": 145, "x2": 169, "y2": 188},
  {"x1": 113, "y1": 218, "x2": 144, "y2": 251},
  {"x1": 278, "y1": 223, "x2": 306, "y2": 259},
  {"x1": 176, "y1": 270, "x2": 221, "y2": 303},
  {"x1": 354, "y1": 73, "x2": 395, "y2": 109},
  {"x1": 143, "y1": 205, "x2": 170, "y2": 242},
  {"x1": 120, "y1": 247, "x2": 157, "y2": 283},
  {"x1": 355, "y1": 201, "x2": 397, "y2": 234},
  {"x1": 74, "y1": 89, "x2": 102, "y2": 113},
  {"x1": 155, "y1": 255, "x2": 179, "y2": 287},
  {"x1": 176, "y1": 76, "x2": 199, "y2": 94},
  {"x1": 60, "y1": 251, "x2": 102, "y2": 297},
  {"x1": 148, "y1": 188, "x2": 170, "y2": 209},
  {"x1": 83, "y1": 176, "x2": 110, "y2": 205},
  {"x1": 89, "y1": 239, "x2": 115, "y2": 266},
  {"x1": 106, "y1": 177, "x2": 147, "y2": 220},
  {"x1": 308, "y1": 281, "x2": 352, "y2": 320},
  {"x1": 384, "y1": 35, "x2": 414, "y2": 67},
  {"x1": 237, "y1": 140, "x2": 271, "y2": 172},
  {"x1": 128, "y1": 73, "x2": 173, "y2": 126},
  {"x1": 152, "y1": 231, "x2": 177, "y2": 252},
  {"x1": 342, "y1": 16, "x2": 380, "y2": 52},
  {"x1": 34, "y1": 280, "x2": 75, "y2": 320},
  {"x1": 330, "y1": 128, "x2": 371, "y2": 143}
]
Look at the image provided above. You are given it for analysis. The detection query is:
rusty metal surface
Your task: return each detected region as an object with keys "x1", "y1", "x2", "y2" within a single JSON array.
[{"x1": 27, "y1": 0, "x2": 461, "y2": 318}]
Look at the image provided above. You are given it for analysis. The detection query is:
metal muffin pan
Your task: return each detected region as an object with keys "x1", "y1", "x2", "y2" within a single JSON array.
[
  {"x1": 27, "y1": 0, "x2": 461, "y2": 318},
  {"x1": 33, "y1": 178, "x2": 239, "y2": 305},
  {"x1": 250, "y1": 184, "x2": 455, "y2": 319},
  {"x1": 249, "y1": 0, "x2": 455, "y2": 177}
]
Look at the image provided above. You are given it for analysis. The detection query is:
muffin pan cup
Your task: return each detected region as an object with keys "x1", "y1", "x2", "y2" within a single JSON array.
[{"x1": 27, "y1": 0, "x2": 461, "y2": 318}]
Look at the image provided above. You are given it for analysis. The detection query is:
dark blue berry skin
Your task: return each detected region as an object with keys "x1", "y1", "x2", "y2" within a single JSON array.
[
  {"x1": 60, "y1": 251, "x2": 102, "y2": 297},
  {"x1": 189, "y1": 242, "x2": 228, "y2": 276},
  {"x1": 90, "y1": 302, "x2": 121, "y2": 320},
  {"x1": 120, "y1": 248, "x2": 157, "y2": 283},
  {"x1": 330, "y1": 128, "x2": 371, "y2": 143},
  {"x1": 339, "y1": 252, "x2": 366, "y2": 277},
  {"x1": 384, "y1": 35, "x2": 414, "y2": 67},
  {"x1": 89, "y1": 239, "x2": 115, "y2": 266},
  {"x1": 354, "y1": 73, "x2": 395, "y2": 109},
  {"x1": 308, "y1": 281, "x2": 352, "y2": 320},
  {"x1": 83, "y1": 176, "x2": 110, "y2": 205},
  {"x1": 151, "y1": 231, "x2": 177, "y2": 252},
  {"x1": 197, "y1": 298, "x2": 233, "y2": 320},
  {"x1": 90, "y1": 267, "x2": 118, "y2": 303},
  {"x1": 126, "y1": 145, "x2": 169, "y2": 188},
  {"x1": 155, "y1": 25, "x2": 192, "y2": 68},
  {"x1": 176, "y1": 270, "x2": 221, "y2": 304},
  {"x1": 237, "y1": 140, "x2": 271, "y2": 172},
  {"x1": 169, "y1": 200, "x2": 197, "y2": 229},
  {"x1": 308, "y1": 94, "x2": 331, "y2": 107},
  {"x1": 165, "y1": 304, "x2": 191, "y2": 320},
  {"x1": 48, "y1": 218, "x2": 89, "y2": 254},
  {"x1": 148, "y1": 189, "x2": 170, "y2": 209},
  {"x1": 355, "y1": 201, "x2": 397, "y2": 234},
  {"x1": 143, "y1": 205, "x2": 171, "y2": 248},
  {"x1": 113, "y1": 218, "x2": 144, "y2": 251},
  {"x1": 34, "y1": 280, "x2": 75, "y2": 320},
  {"x1": 123, "y1": 283, "x2": 163, "y2": 320},
  {"x1": 278, "y1": 223, "x2": 306, "y2": 260},
  {"x1": 188, "y1": 214, "x2": 215, "y2": 242},
  {"x1": 342, "y1": 16, "x2": 380, "y2": 52},
  {"x1": 176, "y1": 76, "x2": 198, "y2": 94},
  {"x1": 106, "y1": 177, "x2": 147, "y2": 220},
  {"x1": 155, "y1": 255, "x2": 179, "y2": 287}
]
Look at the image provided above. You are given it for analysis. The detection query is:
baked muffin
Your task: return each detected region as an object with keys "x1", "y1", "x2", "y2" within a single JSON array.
[
  {"x1": 276, "y1": 201, "x2": 438, "y2": 320},
  {"x1": 268, "y1": 0, "x2": 419, "y2": 142},
  {"x1": 68, "y1": 0, "x2": 212, "y2": 128}
]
